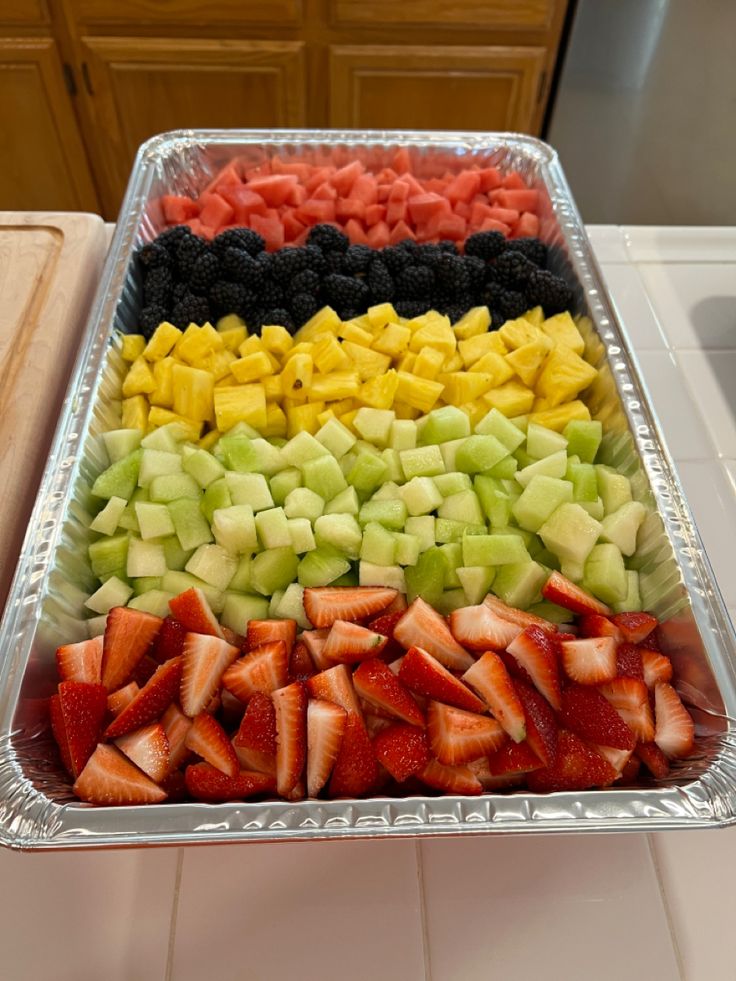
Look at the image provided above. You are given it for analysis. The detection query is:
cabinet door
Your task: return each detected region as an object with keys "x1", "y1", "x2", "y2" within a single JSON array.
[
  {"x1": 330, "y1": 45, "x2": 547, "y2": 133},
  {"x1": 65, "y1": 0, "x2": 302, "y2": 29},
  {"x1": 79, "y1": 37, "x2": 306, "y2": 217},
  {"x1": 0, "y1": 38, "x2": 98, "y2": 211},
  {"x1": 330, "y1": 0, "x2": 557, "y2": 31}
]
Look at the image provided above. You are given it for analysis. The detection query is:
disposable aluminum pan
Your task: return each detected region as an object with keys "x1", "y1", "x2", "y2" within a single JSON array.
[{"x1": 1, "y1": 130, "x2": 735, "y2": 850}]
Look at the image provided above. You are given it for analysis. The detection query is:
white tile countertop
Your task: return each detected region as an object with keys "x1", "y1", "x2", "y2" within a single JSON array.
[{"x1": 1, "y1": 226, "x2": 735, "y2": 981}]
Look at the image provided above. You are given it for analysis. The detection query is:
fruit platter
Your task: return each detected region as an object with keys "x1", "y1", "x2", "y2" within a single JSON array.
[{"x1": 0, "y1": 130, "x2": 734, "y2": 848}]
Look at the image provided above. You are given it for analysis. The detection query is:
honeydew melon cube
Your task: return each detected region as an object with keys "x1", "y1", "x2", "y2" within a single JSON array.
[
  {"x1": 583, "y1": 543, "x2": 627, "y2": 605},
  {"x1": 132, "y1": 576, "x2": 163, "y2": 596},
  {"x1": 88, "y1": 536, "x2": 129, "y2": 582},
  {"x1": 455, "y1": 435, "x2": 509, "y2": 474},
  {"x1": 181, "y1": 448, "x2": 225, "y2": 489},
  {"x1": 224, "y1": 421, "x2": 262, "y2": 439},
  {"x1": 492, "y1": 561, "x2": 547, "y2": 610},
  {"x1": 284, "y1": 487, "x2": 325, "y2": 522},
  {"x1": 128, "y1": 590, "x2": 175, "y2": 618},
  {"x1": 117, "y1": 500, "x2": 141, "y2": 533},
  {"x1": 225, "y1": 472, "x2": 274, "y2": 511},
  {"x1": 389, "y1": 420, "x2": 418, "y2": 451},
  {"x1": 161, "y1": 570, "x2": 224, "y2": 613},
  {"x1": 354, "y1": 407, "x2": 395, "y2": 447},
  {"x1": 302, "y1": 454, "x2": 347, "y2": 501},
  {"x1": 270, "y1": 467, "x2": 303, "y2": 506},
  {"x1": 483, "y1": 456, "x2": 519, "y2": 480},
  {"x1": 217, "y1": 434, "x2": 257, "y2": 473},
  {"x1": 359, "y1": 561, "x2": 406, "y2": 593},
  {"x1": 298, "y1": 545, "x2": 350, "y2": 587},
  {"x1": 528, "y1": 600, "x2": 574, "y2": 625},
  {"x1": 185, "y1": 544, "x2": 238, "y2": 592},
  {"x1": 315, "y1": 417, "x2": 356, "y2": 459},
  {"x1": 339, "y1": 451, "x2": 358, "y2": 479},
  {"x1": 168, "y1": 498, "x2": 214, "y2": 551},
  {"x1": 360, "y1": 521, "x2": 397, "y2": 565},
  {"x1": 534, "y1": 547, "x2": 560, "y2": 570},
  {"x1": 596, "y1": 466, "x2": 633, "y2": 514},
  {"x1": 405, "y1": 516, "x2": 436, "y2": 552},
  {"x1": 399, "y1": 476, "x2": 443, "y2": 516},
  {"x1": 457, "y1": 566, "x2": 495, "y2": 605},
  {"x1": 148, "y1": 473, "x2": 200, "y2": 503},
  {"x1": 439, "y1": 543, "x2": 463, "y2": 587},
  {"x1": 84, "y1": 575, "x2": 133, "y2": 615},
  {"x1": 220, "y1": 593, "x2": 270, "y2": 634},
  {"x1": 347, "y1": 451, "x2": 388, "y2": 495},
  {"x1": 404, "y1": 547, "x2": 446, "y2": 605},
  {"x1": 394, "y1": 532, "x2": 421, "y2": 567},
  {"x1": 434, "y1": 589, "x2": 468, "y2": 615},
  {"x1": 567, "y1": 461, "x2": 598, "y2": 502},
  {"x1": 436, "y1": 519, "x2": 486, "y2": 544},
  {"x1": 515, "y1": 449, "x2": 568, "y2": 489},
  {"x1": 268, "y1": 589, "x2": 285, "y2": 617},
  {"x1": 90, "y1": 496, "x2": 127, "y2": 536},
  {"x1": 324, "y1": 486, "x2": 360, "y2": 516},
  {"x1": 273, "y1": 582, "x2": 311, "y2": 630},
  {"x1": 437, "y1": 490, "x2": 485, "y2": 526},
  {"x1": 578, "y1": 498, "x2": 605, "y2": 520},
  {"x1": 462, "y1": 533, "x2": 530, "y2": 567},
  {"x1": 354, "y1": 439, "x2": 382, "y2": 458},
  {"x1": 474, "y1": 476, "x2": 512, "y2": 529},
  {"x1": 560, "y1": 559, "x2": 585, "y2": 583},
  {"x1": 564, "y1": 419, "x2": 603, "y2": 463},
  {"x1": 200, "y1": 479, "x2": 231, "y2": 524},
  {"x1": 371, "y1": 481, "x2": 402, "y2": 501},
  {"x1": 380, "y1": 448, "x2": 404, "y2": 483},
  {"x1": 400, "y1": 445, "x2": 445, "y2": 480},
  {"x1": 612, "y1": 570, "x2": 642, "y2": 614},
  {"x1": 288, "y1": 518, "x2": 316, "y2": 554},
  {"x1": 420, "y1": 406, "x2": 471, "y2": 445},
  {"x1": 250, "y1": 439, "x2": 285, "y2": 477},
  {"x1": 474, "y1": 408, "x2": 526, "y2": 451},
  {"x1": 501, "y1": 479, "x2": 522, "y2": 501},
  {"x1": 102, "y1": 429, "x2": 143, "y2": 464},
  {"x1": 227, "y1": 555, "x2": 252, "y2": 593},
  {"x1": 160, "y1": 536, "x2": 193, "y2": 572},
  {"x1": 538, "y1": 503, "x2": 602, "y2": 567},
  {"x1": 135, "y1": 502, "x2": 176, "y2": 540},
  {"x1": 255, "y1": 507, "x2": 291, "y2": 549},
  {"x1": 138, "y1": 448, "x2": 182, "y2": 488},
  {"x1": 600, "y1": 501, "x2": 647, "y2": 557},
  {"x1": 92, "y1": 450, "x2": 141, "y2": 501},
  {"x1": 433, "y1": 472, "x2": 472, "y2": 497},
  {"x1": 438, "y1": 438, "x2": 466, "y2": 472},
  {"x1": 495, "y1": 525, "x2": 537, "y2": 550},
  {"x1": 250, "y1": 546, "x2": 299, "y2": 596},
  {"x1": 282, "y1": 431, "x2": 330, "y2": 467},
  {"x1": 140, "y1": 425, "x2": 182, "y2": 453},
  {"x1": 358, "y1": 499, "x2": 408, "y2": 531},
  {"x1": 314, "y1": 513, "x2": 362, "y2": 558},
  {"x1": 514, "y1": 448, "x2": 535, "y2": 470},
  {"x1": 526, "y1": 423, "x2": 568, "y2": 459},
  {"x1": 511, "y1": 475, "x2": 574, "y2": 533},
  {"x1": 127, "y1": 538, "x2": 167, "y2": 578}
]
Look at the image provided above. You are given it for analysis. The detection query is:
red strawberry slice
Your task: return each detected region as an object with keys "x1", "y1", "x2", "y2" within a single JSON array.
[
  {"x1": 233, "y1": 691, "x2": 277, "y2": 776},
  {"x1": 180, "y1": 633, "x2": 239, "y2": 717},
  {"x1": 598, "y1": 677, "x2": 655, "y2": 742},
  {"x1": 449, "y1": 603, "x2": 521, "y2": 652},
  {"x1": 353, "y1": 658, "x2": 424, "y2": 726},
  {"x1": 654, "y1": 683, "x2": 695, "y2": 758},
  {"x1": 115, "y1": 722, "x2": 170, "y2": 782},
  {"x1": 641, "y1": 649, "x2": 673, "y2": 688},
  {"x1": 515, "y1": 680, "x2": 558, "y2": 767},
  {"x1": 620, "y1": 754, "x2": 641, "y2": 783},
  {"x1": 560, "y1": 636, "x2": 617, "y2": 685},
  {"x1": 104, "y1": 656, "x2": 183, "y2": 739},
  {"x1": 636, "y1": 741, "x2": 670, "y2": 779},
  {"x1": 398, "y1": 646, "x2": 485, "y2": 714},
  {"x1": 303, "y1": 586, "x2": 397, "y2": 628},
  {"x1": 132, "y1": 654, "x2": 160, "y2": 689},
  {"x1": 74, "y1": 744, "x2": 167, "y2": 804},
  {"x1": 273, "y1": 681, "x2": 307, "y2": 797},
  {"x1": 590, "y1": 743, "x2": 632, "y2": 776},
  {"x1": 616, "y1": 643, "x2": 644, "y2": 681},
  {"x1": 542, "y1": 571, "x2": 611, "y2": 616},
  {"x1": 578, "y1": 614, "x2": 623, "y2": 642},
  {"x1": 527, "y1": 730, "x2": 617, "y2": 792},
  {"x1": 306, "y1": 698, "x2": 347, "y2": 797},
  {"x1": 169, "y1": 587, "x2": 223, "y2": 638},
  {"x1": 58, "y1": 680, "x2": 108, "y2": 778},
  {"x1": 487, "y1": 738, "x2": 543, "y2": 776},
  {"x1": 49, "y1": 693, "x2": 73, "y2": 775},
  {"x1": 383, "y1": 592, "x2": 408, "y2": 615},
  {"x1": 185, "y1": 712, "x2": 239, "y2": 776},
  {"x1": 246, "y1": 618, "x2": 297, "y2": 653},
  {"x1": 101, "y1": 607, "x2": 162, "y2": 691},
  {"x1": 301, "y1": 629, "x2": 331, "y2": 670},
  {"x1": 418, "y1": 758, "x2": 483, "y2": 796},
  {"x1": 306, "y1": 663, "x2": 362, "y2": 717},
  {"x1": 427, "y1": 701, "x2": 505, "y2": 765},
  {"x1": 322, "y1": 620, "x2": 388, "y2": 664},
  {"x1": 373, "y1": 723, "x2": 430, "y2": 782},
  {"x1": 107, "y1": 681, "x2": 139, "y2": 717},
  {"x1": 151, "y1": 616, "x2": 188, "y2": 663},
  {"x1": 221, "y1": 641, "x2": 289, "y2": 702},
  {"x1": 161, "y1": 703, "x2": 193, "y2": 774},
  {"x1": 395, "y1": 597, "x2": 473, "y2": 670},
  {"x1": 328, "y1": 715, "x2": 378, "y2": 797},
  {"x1": 55, "y1": 634, "x2": 103, "y2": 684},
  {"x1": 160, "y1": 769, "x2": 187, "y2": 803},
  {"x1": 612, "y1": 612, "x2": 658, "y2": 644},
  {"x1": 467, "y1": 756, "x2": 525, "y2": 790},
  {"x1": 483, "y1": 594, "x2": 558, "y2": 634},
  {"x1": 560, "y1": 685, "x2": 636, "y2": 751},
  {"x1": 367, "y1": 610, "x2": 405, "y2": 660},
  {"x1": 290, "y1": 640, "x2": 316, "y2": 681},
  {"x1": 364, "y1": 713, "x2": 393, "y2": 738},
  {"x1": 221, "y1": 625, "x2": 245, "y2": 648},
  {"x1": 462, "y1": 652, "x2": 526, "y2": 743},
  {"x1": 506, "y1": 625, "x2": 562, "y2": 710},
  {"x1": 184, "y1": 762, "x2": 276, "y2": 802}
]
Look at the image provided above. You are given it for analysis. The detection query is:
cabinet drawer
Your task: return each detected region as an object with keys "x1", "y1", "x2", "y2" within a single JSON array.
[
  {"x1": 331, "y1": 0, "x2": 557, "y2": 31},
  {"x1": 66, "y1": 0, "x2": 302, "y2": 29},
  {"x1": 0, "y1": 0, "x2": 49, "y2": 24}
]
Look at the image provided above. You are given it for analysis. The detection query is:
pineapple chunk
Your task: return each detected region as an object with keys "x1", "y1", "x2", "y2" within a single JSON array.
[
  {"x1": 482, "y1": 381, "x2": 535, "y2": 417},
  {"x1": 177, "y1": 323, "x2": 223, "y2": 366},
  {"x1": 412, "y1": 348, "x2": 445, "y2": 380},
  {"x1": 284, "y1": 342, "x2": 315, "y2": 361},
  {"x1": 530, "y1": 400, "x2": 591, "y2": 432},
  {"x1": 121, "y1": 395, "x2": 149, "y2": 430},
  {"x1": 202, "y1": 348, "x2": 236, "y2": 382},
  {"x1": 440, "y1": 372, "x2": 495, "y2": 406},
  {"x1": 172, "y1": 364, "x2": 215, "y2": 422},
  {"x1": 339, "y1": 321, "x2": 374, "y2": 346},
  {"x1": 147, "y1": 407, "x2": 202, "y2": 440},
  {"x1": 295, "y1": 306, "x2": 341, "y2": 341},
  {"x1": 499, "y1": 317, "x2": 551, "y2": 351},
  {"x1": 409, "y1": 323, "x2": 456, "y2": 360},
  {"x1": 372, "y1": 323, "x2": 411, "y2": 358},
  {"x1": 312, "y1": 334, "x2": 351, "y2": 373},
  {"x1": 150, "y1": 357, "x2": 175, "y2": 407},
  {"x1": 309, "y1": 372, "x2": 360, "y2": 401},
  {"x1": 453, "y1": 306, "x2": 491, "y2": 340},
  {"x1": 231, "y1": 351, "x2": 274, "y2": 384},
  {"x1": 367, "y1": 303, "x2": 399, "y2": 329},
  {"x1": 261, "y1": 325, "x2": 293, "y2": 357},
  {"x1": 541, "y1": 312, "x2": 585, "y2": 355},
  {"x1": 282, "y1": 353, "x2": 313, "y2": 397},
  {"x1": 465, "y1": 400, "x2": 488, "y2": 429},
  {"x1": 219, "y1": 326, "x2": 247, "y2": 352},
  {"x1": 535, "y1": 348, "x2": 598, "y2": 406},
  {"x1": 393, "y1": 403, "x2": 421, "y2": 420},
  {"x1": 214, "y1": 385, "x2": 267, "y2": 431},
  {"x1": 262, "y1": 374, "x2": 284, "y2": 400},
  {"x1": 238, "y1": 336, "x2": 280, "y2": 371},
  {"x1": 442, "y1": 351, "x2": 464, "y2": 373},
  {"x1": 122, "y1": 356, "x2": 156, "y2": 397},
  {"x1": 395, "y1": 372, "x2": 444, "y2": 413},
  {"x1": 524, "y1": 306, "x2": 545, "y2": 327},
  {"x1": 458, "y1": 331, "x2": 503, "y2": 368},
  {"x1": 199, "y1": 429, "x2": 221, "y2": 451},
  {"x1": 396, "y1": 351, "x2": 417, "y2": 373},
  {"x1": 468, "y1": 351, "x2": 515, "y2": 387},
  {"x1": 216, "y1": 313, "x2": 246, "y2": 333},
  {"x1": 262, "y1": 402, "x2": 288, "y2": 438},
  {"x1": 338, "y1": 408, "x2": 360, "y2": 432},
  {"x1": 358, "y1": 370, "x2": 399, "y2": 410},
  {"x1": 121, "y1": 334, "x2": 146, "y2": 362},
  {"x1": 143, "y1": 322, "x2": 181, "y2": 361},
  {"x1": 317, "y1": 408, "x2": 336, "y2": 427},
  {"x1": 505, "y1": 339, "x2": 550, "y2": 387},
  {"x1": 287, "y1": 401, "x2": 324, "y2": 437},
  {"x1": 341, "y1": 342, "x2": 391, "y2": 381}
]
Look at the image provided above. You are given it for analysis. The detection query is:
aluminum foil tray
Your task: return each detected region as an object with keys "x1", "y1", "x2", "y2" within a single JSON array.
[{"x1": 1, "y1": 130, "x2": 735, "y2": 850}]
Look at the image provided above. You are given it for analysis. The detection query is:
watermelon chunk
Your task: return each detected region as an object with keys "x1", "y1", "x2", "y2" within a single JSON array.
[
  {"x1": 199, "y1": 193, "x2": 234, "y2": 230},
  {"x1": 498, "y1": 189, "x2": 540, "y2": 212},
  {"x1": 366, "y1": 220, "x2": 390, "y2": 248},
  {"x1": 503, "y1": 171, "x2": 527, "y2": 189},
  {"x1": 344, "y1": 218, "x2": 369, "y2": 245},
  {"x1": 350, "y1": 174, "x2": 379, "y2": 206},
  {"x1": 514, "y1": 212, "x2": 540, "y2": 238},
  {"x1": 389, "y1": 219, "x2": 416, "y2": 244},
  {"x1": 391, "y1": 147, "x2": 412, "y2": 174},
  {"x1": 436, "y1": 212, "x2": 467, "y2": 240},
  {"x1": 407, "y1": 193, "x2": 451, "y2": 224},
  {"x1": 336, "y1": 198, "x2": 367, "y2": 222},
  {"x1": 365, "y1": 203, "x2": 387, "y2": 225},
  {"x1": 331, "y1": 160, "x2": 364, "y2": 196},
  {"x1": 249, "y1": 213, "x2": 285, "y2": 251},
  {"x1": 161, "y1": 195, "x2": 198, "y2": 224},
  {"x1": 247, "y1": 175, "x2": 299, "y2": 207},
  {"x1": 221, "y1": 186, "x2": 268, "y2": 223},
  {"x1": 445, "y1": 170, "x2": 482, "y2": 204},
  {"x1": 296, "y1": 199, "x2": 336, "y2": 225},
  {"x1": 312, "y1": 181, "x2": 338, "y2": 201},
  {"x1": 478, "y1": 167, "x2": 503, "y2": 191}
]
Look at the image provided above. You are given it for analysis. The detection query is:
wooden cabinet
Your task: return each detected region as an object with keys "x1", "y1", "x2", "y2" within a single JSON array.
[{"x1": 330, "y1": 0, "x2": 557, "y2": 31}]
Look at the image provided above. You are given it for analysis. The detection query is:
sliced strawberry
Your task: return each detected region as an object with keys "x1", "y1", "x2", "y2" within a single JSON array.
[
  {"x1": 560, "y1": 685, "x2": 636, "y2": 751},
  {"x1": 418, "y1": 758, "x2": 483, "y2": 795},
  {"x1": 654, "y1": 683, "x2": 695, "y2": 758},
  {"x1": 246, "y1": 618, "x2": 297, "y2": 653},
  {"x1": 273, "y1": 681, "x2": 307, "y2": 797},
  {"x1": 301, "y1": 629, "x2": 331, "y2": 669},
  {"x1": 306, "y1": 698, "x2": 347, "y2": 796},
  {"x1": 373, "y1": 723, "x2": 430, "y2": 782},
  {"x1": 303, "y1": 586, "x2": 397, "y2": 628},
  {"x1": 353, "y1": 658, "x2": 424, "y2": 726},
  {"x1": 322, "y1": 620, "x2": 388, "y2": 664},
  {"x1": 462, "y1": 652, "x2": 526, "y2": 743},
  {"x1": 398, "y1": 646, "x2": 485, "y2": 714},
  {"x1": 161, "y1": 703, "x2": 193, "y2": 774},
  {"x1": 115, "y1": 722, "x2": 170, "y2": 782},
  {"x1": 612, "y1": 612, "x2": 658, "y2": 644},
  {"x1": 49, "y1": 693, "x2": 73, "y2": 774},
  {"x1": 364, "y1": 713, "x2": 393, "y2": 738},
  {"x1": 395, "y1": 598, "x2": 473, "y2": 670},
  {"x1": 160, "y1": 769, "x2": 187, "y2": 802},
  {"x1": 367, "y1": 610, "x2": 405, "y2": 660},
  {"x1": 383, "y1": 593, "x2": 408, "y2": 615},
  {"x1": 184, "y1": 762, "x2": 276, "y2": 802},
  {"x1": 468, "y1": 756, "x2": 525, "y2": 790},
  {"x1": 290, "y1": 640, "x2": 316, "y2": 681},
  {"x1": 74, "y1": 744, "x2": 167, "y2": 804},
  {"x1": 101, "y1": 607, "x2": 162, "y2": 691},
  {"x1": 306, "y1": 663, "x2": 362, "y2": 716},
  {"x1": 542, "y1": 571, "x2": 611, "y2": 616},
  {"x1": 620, "y1": 754, "x2": 642, "y2": 783},
  {"x1": 184, "y1": 712, "x2": 239, "y2": 776},
  {"x1": 616, "y1": 643, "x2": 644, "y2": 680},
  {"x1": 180, "y1": 633, "x2": 239, "y2": 717},
  {"x1": 598, "y1": 677, "x2": 655, "y2": 742},
  {"x1": 150, "y1": 616, "x2": 188, "y2": 663},
  {"x1": 58, "y1": 680, "x2": 108, "y2": 778},
  {"x1": 578, "y1": 614, "x2": 623, "y2": 642},
  {"x1": 449, "y1": 603, "x2": 521, "y2": 652},
  {"x1": 328, "y1": 715, "x2": 377, "y2": 797},
  {"x1": 105, "y1": 656, "x2": 183, "y2": 739},
  {"x1": 590, "y1": 743, "x2": 632, "y2": 776},
  {"x1": 515, "y1": 680, "x2": 558, "y2": 767},
  {"x1": 497, "y1": 649, "x2": 534, "y2": 686},
  {"x1": 131, "y1": 654, "x2": 159, "y2": 688},
  {"x1": 168, "y1": 587, "x2": 223, "y2": 638},
  {"x1": 427, "y1": 701, "x2": 505, "y2": 765},
  {"x1": 233, "y1": 691, "x2": 277, "y2": 776},
  {"x1": 506, "y1": 625, "x2": 562, "y2": 710},
  {"x1": 560, "y1": 636, "x2": 617, "y2": 685},
  {"x1": 483, "y1": 594, "x2": 558, "y2": 634},
  {"x1": 55, "y1": 634, "x2": 103, "y2": 684},
  {"x1": 221, "y1": 641, "x2": 289, "y2": 702},
  {"x1": 527, "y1": 730, "x2": 618, "y2": 792},
  {"x1": 106, "y1": 681, "x2": 139, "y2": 717},
  {"x1": 221, "y1": 625, "x2": 245, "y2": 648},
  {"x1": 636, "y1": 741, "x2": 670, "y2": 779},
  {"x1": 642, "y1": 649, "x2": 673, "y2": 688},
  {"x1": 487, "y1": 738, "x2": 543, "y2": 776}
]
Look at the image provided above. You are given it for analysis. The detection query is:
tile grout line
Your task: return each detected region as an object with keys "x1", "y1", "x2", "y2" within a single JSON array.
[
  {"x1": 646, "y1": 834, "x2": 687, "y2": 981},
  {"x1": 414, "y1": 841, "x2": 434, "y2": 981},
  {"x1": 164, "y1": 848, "x2": 185, "y2": 981}
]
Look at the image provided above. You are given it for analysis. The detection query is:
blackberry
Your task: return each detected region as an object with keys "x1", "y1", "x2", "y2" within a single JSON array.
[
  {"x1": 435, "y1": 254, "x2": 470, "y2": 298},
  {"x1": 323, "y1": 250, "x2": 346, "y2": 274},
  {"x1": 301, "y1": 244, "x2": 327, "y2": 275},
  {"x1": 323, "y1": 274, "x2": 370, "y2": 315},
  {"x1": 137, "y1": 242, "x2": 171, "y2": 270},
  {"x1": 221, "y1": 247, "x2": 263, "y2": 288},
  {"x1": 493, "y1": 250, "x2": 535, "y2": 289},
  {"x1": 342, "y1": 244, "x2": 374, "y2": 274},
  {"x1": 212, "y1": 227, "x2": 265, "y2": 258},
  {"x1": 498, "y1": 289, "x2": 527, "y2": 320},
  {"x1": 156, "y1": 226, "x2": 194, "y2": 255},
  {"x1": 176, "y1": 235, "x2": 206, "y2": 277},
  {"x1": 380, "y1": 246, "x2": 412, "y2": 276},
  {"x1": 259, "y1": 279, "x2": 286, "y2": 310},
  {"x1": 290, "y1": 292, "x2": 321, "y2": 328},
  {"x1": 367, "y1": 259, "x2": 395, "y2": 303},
  {"x1": 506, "y1": 236, "x2": 547, "y2": 268},
  {"x1": 288, "y1": 269, "x2": 321, "y2": 298},
  {"x1": 490, "y1": 308, "x2": 507, "y2": 329},
  {"x1": 482, "y1": 282, "x2": 505, "y2": 309},
  {"x1": 307, "y1": 224, "x2": 349, "y2": 253},
  {"x1": 170, "y1": 293, "x2": 211, "y2": 328},
  {"x1": 416, "y1": 244, "x2": 444, "y2": 267},
  {"x1": 139, "y1": 304, "x2": 167, "y2": 338},
  {"x1": 464, "y1": 255, "x2": 487, "y2": 294},
  {"x1": 394, "y1": 300, "x2": 428, "y2": 319},
  {"x1": 270, "y1": 247, "x2": 312, "y2": 282},
  {"x1": 438, "y1": 240, "x2": 459, "y2": 253},
  {"x1": 445, "y1": 305, "x2": 468, "y2": 325},
  {"x1": 465, "y1": 230, "x2": 506, "y2": 260},
  {"x1": 143, "y1": 267, "x2": 173, "y2": 306},
  {"x1": 171, "y1": 281, "x2": 188, "y2": 304},
  {"x1": 262, "y1": 308, "x2": 294, "y2": 331},
  {"x1": 396, "y1": 264, "x2": 434, "y2": 301},
  {"x1": 526, "y1": 269, "x2": 573, "y2": 314},
  {"x1": 209, "y1": 281, "x2": 257, "y2": 320},
  {"x1": 189, "y1": 251, "x2": 221, "y2": 293}
]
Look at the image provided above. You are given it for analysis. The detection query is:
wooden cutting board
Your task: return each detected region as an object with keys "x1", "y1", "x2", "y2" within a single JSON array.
[{"x1": 0, "y1": 212, "x2": 107, "y2": 607}]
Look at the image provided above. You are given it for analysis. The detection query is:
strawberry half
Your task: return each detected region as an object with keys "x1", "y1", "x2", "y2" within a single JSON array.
[
  {"x1": 58, "y1": 680, "x2": 108, "y2": 778},
  {"x1": 221, "y1": 641, "x2": 289, "y2": 702},
  {"x1": 590, "y1": 743, "x2": 632, "y2": 777},
  {"x1": 49, "y1": 694, "x2": 73, "y2": 775},
  {"x1": 654, "y1": 683, "x2": 695, "y2": 758},
  {"x1": 290, "y1": 640, "x2": 316, "y2": 682},
  {"x1": 273, "y1": 681, "x2": 307, "y2": 797},
  {"x1": 168, "y1": 587, "x2": 223, "y2": 638},
  {"x1": 418, "y1": 758, "x2": 483, "y2": 796},
  {"x1": 560, "y1": 684, "x2": 636, "y2": 751},
  {"x1": 104, "y1": 655, "x2": 183, "y2": 739},
  {"x1": 542, "y1": 571, "x2": 611, "y2": 617},
  {"x1": 616, "y1": 643, "x2": 644, "y2": 681},
  {"x1": 612, "y1": 612, "x2": 658, "y2": 644},
  {"x1": 636, "y1": 741, "x2": 670, "y2": 779},
  {"x1": 150, "y1": 616, "x2": 188, "y2": 663},
  {"x1": 578, "y1": 614, "x2": 623, "y2": 642},
  {"x1": 527, "y1": 730, "x2": 617, "y2": 792},
  {"x1": 306, "y1": 698, "x2": 347, "y2": 797},
  {"x1": 367, "y1": 610, "x2": 405, "y2": 660},
  {"x1": 487, "y1": 738, "x2": 543, "y2": 777},
  {"x1": 74, "y1": 744, "x2": 167, "y2": 805},
  {"x1": 306, "y1": 663, "x2": 362, "y2": 716},
  {"x1": 462, "y1": 652, "x2": 526, "y2": 743},
  {"x1": 184, "y1": 712, "x2": 238, "y2": 776},
  {"x1": 560, "y1": 636, "x2": 617, "y2": 685},
  {"x1": 373, "y1": 723, "x2": 430, "y2": 782},
  {"x1": 598, "y1": 677, "x2": 655, "y2": 742},
  {"x1": 55, "y1": 634, "x2": 103, "y2": 685},
  {"x1": 233, "y1": 691, "x2": 277, "y2": 775},
  {"x1": 161, "y1": 703, "x2": 193, "y2": 774},
  {"x1": 301, "y1": 629, "x2": 331, "y2": 670},
  {"x1": 322, "y1": 620, "x2": 388, "y2": 664},
  {"x1": 427, "y1": 701, "x2": 505, "y2": 765},
  {"x1": 398, "y1": 646, "x2": 485, "y2": 714},
  {"x1": 303, "y1": 586, "x2": 398, "y2": 628},
  {"x1": 180, "y1": 633, "x2": 240, "y2": 717},
  {"x1": 515, "y1": 680, "x2": 558, "y2": 768},
  {"x1": 184, "y1": 762, "x2": 276, "y2": 802},
  {"x1": 115, "y1": 722, "x2": 170, "y2": 782},
  {"x1": 506, "y1": 625, "x2": 562, "y2": 710},
  {"x1": 642, "y1": 649, "x2": 673, "y2": 688},
  {"x1": 450, "y1": 603, "x2": 522, "y2": 653},
  {"x1": 483, "y1": 594, "x2": 558, "y2": 634},
  {"x1": 395, "y1": 597, "x2": 473, "y2": 670},
  {"x1": 101, "y1": 607, "x2": 162, "y2": 691},
  {"x1": 106, "y1": 681, "x2": 139, "y2": 717},
  {"x1": 246, "y1": 618, "x2": 297, "y2": 653},
  {"x1": 328, "y1": 715, "x2": 378, "y2": 797},
  {"x1": 353, "y1": 657, "x2": 425, "y2": 726}
]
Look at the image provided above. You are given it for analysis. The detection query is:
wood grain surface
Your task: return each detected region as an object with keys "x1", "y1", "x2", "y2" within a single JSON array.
[{"x1": 0, "y1": 212, "x2": 106, "y2": 606}]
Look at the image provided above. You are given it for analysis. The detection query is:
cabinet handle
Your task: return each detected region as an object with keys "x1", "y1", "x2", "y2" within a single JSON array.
[
  {"x1": 82, "y1": 62, "x2": 94, "y2": 96},
  {"x1": 62, "y1": 63, "x2": 77, "y2": 97}
]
